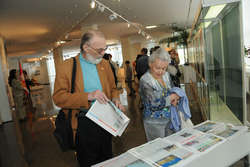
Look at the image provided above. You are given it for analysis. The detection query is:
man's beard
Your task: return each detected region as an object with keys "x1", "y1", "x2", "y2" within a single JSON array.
[{"x1": 86, "y1": 53, "x2": 102, "y2": 64}]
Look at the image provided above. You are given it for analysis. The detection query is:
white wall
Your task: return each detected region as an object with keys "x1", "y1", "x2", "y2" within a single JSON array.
[
  {"x1": 0, "y1": 37, "x2": 12, "y2": 122},
  {"x1": 243, "y1": 0, "x2": 250, "y2": 48}
]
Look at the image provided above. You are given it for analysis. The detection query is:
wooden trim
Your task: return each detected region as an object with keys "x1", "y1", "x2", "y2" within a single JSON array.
[{"x1": 188, "y1": 2, "x2": 202, "y2": 41}]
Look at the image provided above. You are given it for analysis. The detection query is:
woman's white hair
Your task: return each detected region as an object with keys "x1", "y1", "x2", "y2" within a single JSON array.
[{"x1": 148, "y1": 48, "x2": 170, "y2": 64}]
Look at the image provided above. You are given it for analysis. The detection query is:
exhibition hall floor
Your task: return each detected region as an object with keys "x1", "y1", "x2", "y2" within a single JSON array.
[{"x1": 0, "y1": 84, "x2": 246, "y2": 167}]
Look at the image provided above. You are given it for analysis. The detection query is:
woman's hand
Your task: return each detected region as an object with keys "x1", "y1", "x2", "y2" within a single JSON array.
[{"x1": 170, "y1": 93, "x2": 180, "y2": 106}]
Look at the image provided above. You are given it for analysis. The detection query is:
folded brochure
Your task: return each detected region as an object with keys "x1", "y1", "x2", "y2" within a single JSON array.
[{"x1": 86, "y1": 100, "x2": 130, "y2": 137}]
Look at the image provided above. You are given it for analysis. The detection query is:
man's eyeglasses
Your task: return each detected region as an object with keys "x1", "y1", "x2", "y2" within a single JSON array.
[{"x1": 88, "y1": 44, "x2": 107, "y2": 54}]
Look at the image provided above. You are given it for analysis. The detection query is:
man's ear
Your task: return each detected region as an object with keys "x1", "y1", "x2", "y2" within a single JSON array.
[{"x1": 82, "y1": 44, "x2": 89, "y2": 52}]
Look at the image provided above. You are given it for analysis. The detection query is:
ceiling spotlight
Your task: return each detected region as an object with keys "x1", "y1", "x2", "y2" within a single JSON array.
[
  {"x1": 60, "y1": 41, "x2": 66, "y2": 44},
  {"x1": 146, "y1": 35, "x2": 150, "y2": 39},
  {"x1": 127, "y1": 23, "x2": 130, "y2": 28},
  {"x1": 145, "y1": 25, "x2": 157, "y2": 29},
  {"x1": 109, "y1": 13, "x2": 117, "y2": 21},
  {"x1": 90, "y1": 0, "x2": 96, "y2": 8},
  {"x1": 97, "y1": 4, "x2": 105, "y2": 12}
]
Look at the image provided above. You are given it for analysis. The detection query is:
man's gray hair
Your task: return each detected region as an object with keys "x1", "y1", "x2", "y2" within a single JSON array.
[
  {"x1": 80, "y1": 30, "x2": 105, "y2": 53},
  {"x1": 148, "y1": 47, "x2": 170, "y2": 64}
]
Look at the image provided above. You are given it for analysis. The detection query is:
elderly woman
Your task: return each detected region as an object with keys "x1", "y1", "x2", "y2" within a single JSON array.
[{"x1": 139, "y1": 48, "x2": 180, "y2": 141}]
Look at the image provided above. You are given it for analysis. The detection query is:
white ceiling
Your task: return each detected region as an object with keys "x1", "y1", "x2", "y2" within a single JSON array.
[{"x1": 0, "y1": 0, "x2": 201, "y2": 57}]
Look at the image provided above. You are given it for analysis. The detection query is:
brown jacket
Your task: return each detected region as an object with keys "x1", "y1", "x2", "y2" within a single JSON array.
[{"x1": 53, "y1": 55, "x2": 119, "y2": 131}]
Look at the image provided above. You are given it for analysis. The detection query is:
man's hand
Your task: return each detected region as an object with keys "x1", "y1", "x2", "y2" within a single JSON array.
[
  {"x1": 113, "y1": 99, "x2": 125, "y2": 112},
  {"x1": 88, "y1": 90, "x2": 109, "y2": 104},
  {"x1": 169, "y1": 93, "x2": 180, "y2": 106}
]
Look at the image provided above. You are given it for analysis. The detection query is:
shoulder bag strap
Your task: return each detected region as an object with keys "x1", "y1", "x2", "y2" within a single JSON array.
[
  {"x1": 69, "y1": 57, "x2": 77, "y2": 119},
  {"x1": 71, "y1": 57, "x2": 77, "y2": 93}
]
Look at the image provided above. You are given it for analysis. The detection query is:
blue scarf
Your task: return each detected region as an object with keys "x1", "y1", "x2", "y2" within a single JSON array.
[{"x1": 168, "y1": 87, "x2": 191, "y2": 132}]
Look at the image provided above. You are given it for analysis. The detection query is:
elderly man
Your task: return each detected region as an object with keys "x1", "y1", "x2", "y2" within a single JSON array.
[{"x1": 53, "y1": 30, "x2": 123, "y2": 167}]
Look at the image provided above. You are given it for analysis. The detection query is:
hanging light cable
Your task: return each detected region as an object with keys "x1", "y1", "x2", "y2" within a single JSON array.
[
  {"x1": 90, "y1": 0, "x2": 151, "y2": 40},
  {"x1": 185, "y1": 0, "x2": 192, "y2": 28}
]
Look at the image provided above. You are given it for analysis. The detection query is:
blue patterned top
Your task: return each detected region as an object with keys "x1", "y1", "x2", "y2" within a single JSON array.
[{"x1": 139, "y1": 71, "x2": 173, "y2": 118}]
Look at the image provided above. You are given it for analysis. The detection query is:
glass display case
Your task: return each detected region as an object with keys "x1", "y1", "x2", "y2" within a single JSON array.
[{"x1": 188, "y1": 0, "x2": 244, "y2": 124}]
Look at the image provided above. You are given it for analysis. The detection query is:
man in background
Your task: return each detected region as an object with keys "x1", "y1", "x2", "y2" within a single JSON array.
[
  {"x1": 103, "y1": 53, "x2": 118, "y2": 86},
  {"x1": 135, "y1": 48, "x2": 149, "y2": 80},
  {"x1": 125, "y1": 60, "x2": 135, "y2": 96}
]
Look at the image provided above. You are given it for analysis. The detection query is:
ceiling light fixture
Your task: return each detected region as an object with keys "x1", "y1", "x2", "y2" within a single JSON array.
[
  {"x1": 109, "y1": 13, "x2": 117, "y2": 21},
  {"x1": 90, "y1": 0, "x2": 96, "y2": 8},
  {"x1": 127, "y1": 23, "x2": 130, "y2": 28},
  {"x1": 145, "y1": 25, "x2": 157, "y2": 29},
  {"x1": 60, "y1": 40, "x2": 66, "y2": 44},
  {"x1": 97, "y1": 4, "x2": 105, "y2": 12},
  {"x1": 204, "y1": 4, "x2": 226, "y2": 19}
]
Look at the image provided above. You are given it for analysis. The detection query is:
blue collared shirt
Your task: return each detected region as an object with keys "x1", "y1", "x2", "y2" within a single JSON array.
[{"x1": 79, "y1": 54, "x2": 102, "y2": 93}]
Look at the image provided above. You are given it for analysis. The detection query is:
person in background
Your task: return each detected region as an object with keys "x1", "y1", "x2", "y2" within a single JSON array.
[
  {"x1": 132, "y1": 60, "x2": 137, "y2": 79},
  {"x1": 135, "y1": 48, "x2": 149, "y2": 80},
  {"x1": 139, "y1": 48, "x2": 180, "y2": 141},
  {"x1": 53, "y1": 30, "x2": 124, "y2": 167},
  {"x1": 103, "y1": 53, "x2": 118, "y2": 86},
  {"x1": 8, "y1": 69, "x2": 28, "y2": 121},
  {"x1": 169, "y1": 49, "x2": 181, "y2": 87},
  {"x1": 149, "y1": 46, "x2": 161, "y2": 55},
  {"x1": 125, "y1": 60, "x2": 135, "y2": 96},
  {"x1": 23, "y1": 70, "x2": 35, "y2": 129},
  {"x1": 169, "y1": 49, "x2": 180, "y2": 64},
  {"x1": 23, "y1": 70, "x2": 35, "y2": 91},
  {"x1": 150, "y1": 47, "x2": 155, "y2": 55}
]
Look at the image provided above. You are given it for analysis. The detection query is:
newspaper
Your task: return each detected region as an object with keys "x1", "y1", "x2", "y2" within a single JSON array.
[
  {"x1": 213, "y1": 125, "x2": 248, "y2": 138},
  {"x1": 128, "y1": 138, "x2": 194, "y2": 167},
  {"x1": 164, "y1": 128, "x2": 204, "y2": 145},
  {"x1": 91, "y1": 152, "x2": 151, "y2": 167},
  {"x1": 194, "y1": 120, "x2": 248, "y2": 139},
  {"x1": 92, "y1": 121, "x2": 248, "y2": 167},
  {"x1": 165, "y1": 128, "x2": 225, "y2": 153},
  {"x1": 181, "y1": 133, "x2": 225, "y2": 152},
  {"x1": 86, "y1": 100, "x2": 130, "y2": 137},
  {"x1": 193, "y1": 120, "x2": 225, "y2": 133}
]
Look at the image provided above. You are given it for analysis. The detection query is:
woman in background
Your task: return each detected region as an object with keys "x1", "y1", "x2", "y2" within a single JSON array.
[{"x1": 8, "y1": 69, "x2": 28, "y2": 121}]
